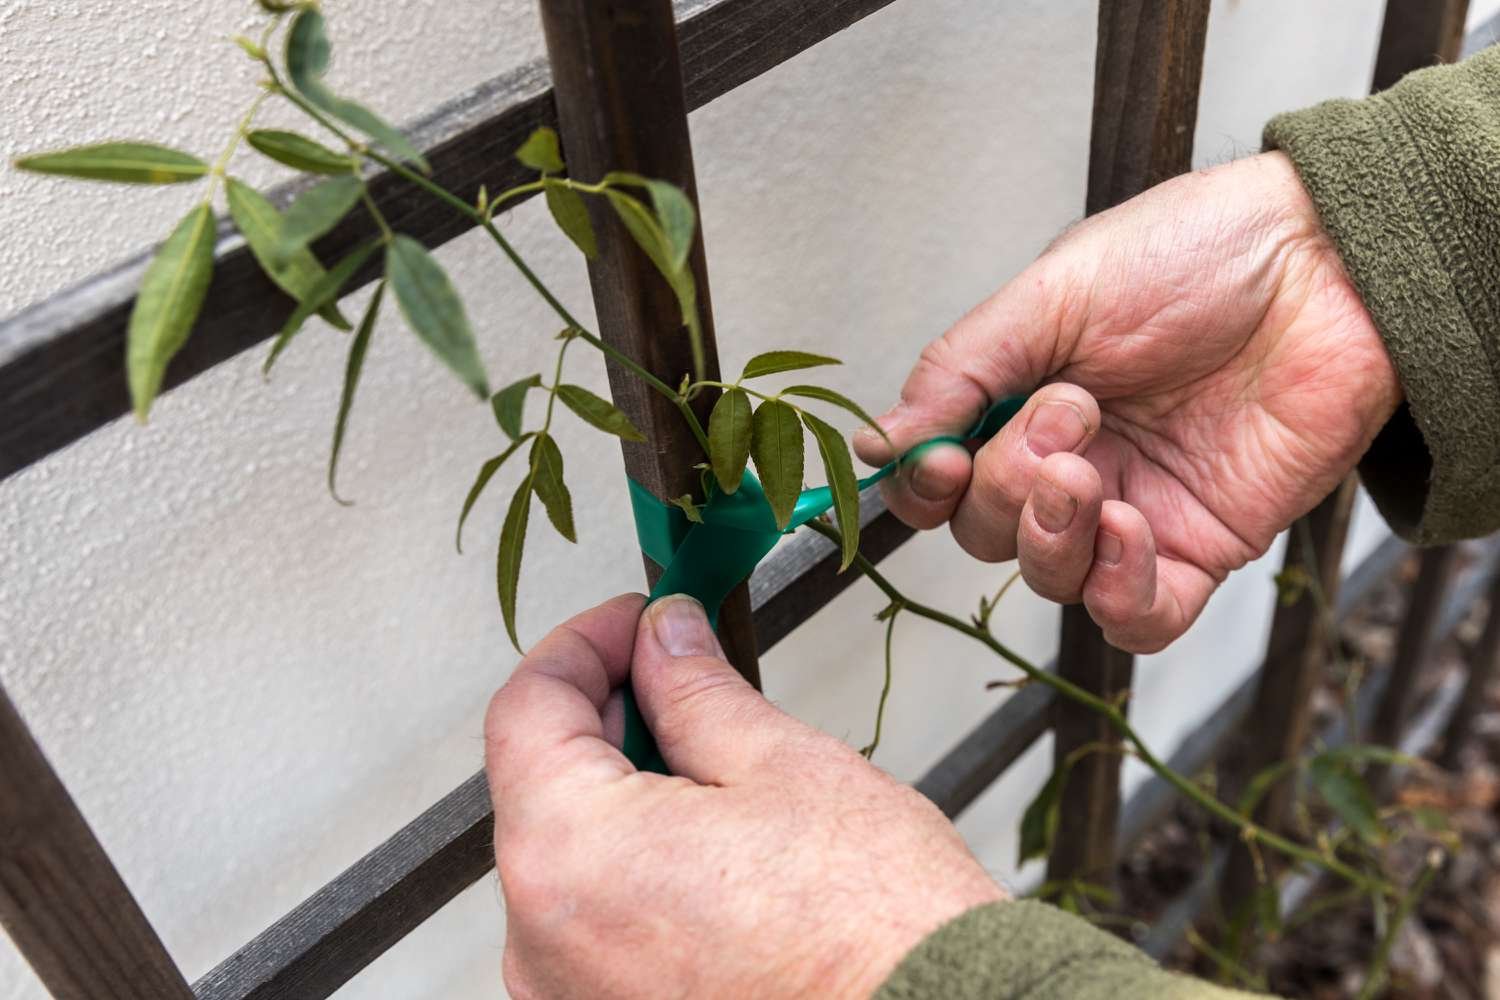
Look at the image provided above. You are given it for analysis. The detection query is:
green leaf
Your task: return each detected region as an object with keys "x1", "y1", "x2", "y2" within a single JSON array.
[
  {"x1": 285, "y1": 8, "x2": 429, "y2": 171},
  {"x1": 1255, "y1": 883, "x2": 1283, "y2": 938},
  {"x1": 127, "y1": 204, "x2": 216, "y2": 419},
  {"x1": 669, "y1": 494, "x2": 704, "y2": 524},
  {"x1": 1318, "y1": 744, "x2": 1419, "y2": 770},
  {"x1": 803, "y1": 411, "x2": 861, "y2": 570},
  {"x1": 327, "y1": 282, "x2": 383, "y2": 505},
  {"x1": 277, "y1": 175, "x2": 363, "y2": 262},
  {"x1": 556, "y1": 384, "x2": 646, "y2": 441},
  {"x1": 1018, "y1": 766, "x2": 1069, "y2": 866},
  {"x1": 603, "y1": 171, "x2": 696, "y2": 272},
  {"x1": 1236, "y1": 759, "x2": 1294, "y2": 816},
  {"x1": 456, "y1": 434, "x2": 530, "y2": 553},
  {"x1": 497, "y1": 481, "x2": 533, "y2": 651},
  {"x1": 780, "y1": 384, "x2": 885, "y2": 440},
  {"x1": 751, "y1": 400, "x2": 804, "y2": 530},
  {"x1": 544, "y1": 182, "x2": 597, "y2": 259},
  {"x1": 264, "y1": 241, "x2": 378, "y2": 373},
  {"x1": 707, "y1": 388, "x2": 752, "y2": 493},
  {"x1": 515, "y1": 127, "x2": 564, "y2": 174},
  {"x1": 17, "y1": 142, "x2": 208, "y2": 184},
  {"x1": 491, "y1": 374, "x2": 541, "y2": 440},
  {"x1": 741, "y1": 350, "x2": 842, "y2": 380},
  {"x1": 246, "y1": 129, "x2": 355, "y2": 175},
  {"x1": 385, "y1": 235, "x2": 490, "y2": 398},
  {"x1": 1308, "y1": 756, "x2": 1382, "y2": 845},
  {"x1": 225, "y1": 177, "x2": 351, "y2": 330},
  {"x1": 603, "y1": 188, "x2": 704, "y2": 380},
  {"x1": 529, "y1": 434, "x2": 576, "y2": 543}
]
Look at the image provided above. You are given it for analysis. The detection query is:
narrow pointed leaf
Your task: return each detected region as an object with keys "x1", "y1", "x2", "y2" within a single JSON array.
[
  {"x1": 456, "y1": 434, "x2": 530, "y2": 553},
  {"x1": 17, "y1": 142, "x2": 207, "y2": 184},
  {"x1": 246, "y1": 129, "x2": 355, "y2": 175},
  {"x1": 285, "y1": 8, "x2": 429, "y2": 170},
  {"x1": 264, "y1": 241, "x2": 378, "y2": 374},
  {"x1": 741, "y1": 350, "x2": 842, "y2": 380},
  {"x1": 515, "y1": 127, "x2": 564, "y2": 174},
  {"x1": 544, "y1": 182, "x2": 597, "y2": 259},
  {"x1": 327, "y1": 283, "x2": 383, "y2": 505},
  {"x1": 780, "y1": 384, "x2": 885, "y2": 440},
  {"x1": 529, "y1": 434, "x2": 576, "y2": 543},
  {"x1": 491, "y1": 374, "x2": 541, "y2": 440},
  {"x1": 1308, "y1": 756, "x2": 1382, "y2": 845},
  {"x1": 669, "y1": 495, "x2": 704, "y2": 524},
  {"x1": 556, "y1": 384, "x2": 645, "y2": 441},
  {"x1": 386, "y1": 235, "x2": 490, "y2": 397},
  {"x1": 603, "y1": 171, "x2": 696, "y2": 272},
  {"x1": 225, "y1": 177, "x2": 350, "y2": 330},
  {"x1": 803, "y1": 411, "x2": 861, "y2": 570},
  {"x1": 707, "y1": 388, "x2": 752, "y2": 493},
  {"x1": 127, "y1": 204, "x2": 216, "y2": 419},
  {"x1": 497, "y1": 481, "x2": 533, "y2": 651},
  {"x1": 603, "y1": 189, "x2": 704, "y2": 379},
  {"x1": 751, "y1": 400, "x2": 804, "y2": 530},
  {"x1": 1018, "y1": 767, "x2": 1069, "y2": 866},
  {"x1": 277, "y1": 175, "x2": 362, "y2": 262}
]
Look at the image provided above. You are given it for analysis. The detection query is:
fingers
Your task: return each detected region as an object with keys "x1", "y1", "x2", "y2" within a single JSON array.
[
  {"x1": 1016, "y1": 451, "x2": 1103, "y2": 603},
  {"x1": 949, "y1": 383, "x2": 1100, "y2": 561},
  {"x1": 1081, "y1": 502, "x2": 1217, "y2": 654},
  {"x1": 632, "y1": 595, "x2": 835, "y2": 786},
  {"x1": 854, "y1": 268, "x2": 1064, "y2": 468},
  {"x1": 485, "y1": 593, "x2": 645, "y2": 829},
  {"x1": 876, "y1": 442, "x2": 973, "y2": 530}
]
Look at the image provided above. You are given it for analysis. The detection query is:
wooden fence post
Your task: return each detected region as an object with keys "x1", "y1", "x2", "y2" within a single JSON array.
[
  {"x1": 537, "y1": 0, "x2": 760, "y2": 684},
  {"x1": 1438, "y1": 571, "x2": 1500, "y2": 769},
  {"x1": 1045, "y1": 0, "x2": 1211, "y2": 890},
  {"x1": 0, "y1": 686, "x2": 195, "y2": 1000},
  {"x1": 1217, "y1": 479, "x2": 1357, "y2": 924}
]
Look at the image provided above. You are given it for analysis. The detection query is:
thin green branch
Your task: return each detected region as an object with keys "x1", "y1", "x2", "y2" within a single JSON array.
[{"x1": 861, "y1": 607, "x2": 900, "y2": 759}]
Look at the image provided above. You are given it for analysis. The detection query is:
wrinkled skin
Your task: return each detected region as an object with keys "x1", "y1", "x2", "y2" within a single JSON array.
[
  {"x1": 487, "y1": 594, "x2": 1004, "y2": 1000},
  {"x1": 485, "y1": 153, "x2": 1404, "y2": 998},
  {"x1": 855, "y1": 152, "x2": 1399, "y2": 653}
]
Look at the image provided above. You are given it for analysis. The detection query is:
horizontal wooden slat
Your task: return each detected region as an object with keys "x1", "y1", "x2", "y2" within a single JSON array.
[
  {"x1": 0, "y1": 0, "x2": 900, "y2": 484},
  {"x1": 915, "y1": 678, "x2": 1055, "y2": 819}
]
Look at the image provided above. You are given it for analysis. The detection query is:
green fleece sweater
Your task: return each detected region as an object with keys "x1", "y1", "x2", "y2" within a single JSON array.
[{"x1": 876, "y1": 42, "x2": 1500, "y2": 1000}]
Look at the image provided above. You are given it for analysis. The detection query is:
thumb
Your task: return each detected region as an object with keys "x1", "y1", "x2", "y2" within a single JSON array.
[
  {"x1": 632, "y1": 595, "x2": 823, "y2": 785},
  {"x1": 853, "y1": 268, "x2": 1061, "y2": 468}
]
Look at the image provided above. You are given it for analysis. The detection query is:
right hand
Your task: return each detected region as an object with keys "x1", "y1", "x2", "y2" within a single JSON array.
[{"x1": 855, "y1": 151, "x2": 1400, "y2": 653}]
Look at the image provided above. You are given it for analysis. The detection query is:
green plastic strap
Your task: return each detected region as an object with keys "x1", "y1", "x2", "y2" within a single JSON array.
[{"x1": 622, "y1": 394, "x2": 1028, "y2": 772}]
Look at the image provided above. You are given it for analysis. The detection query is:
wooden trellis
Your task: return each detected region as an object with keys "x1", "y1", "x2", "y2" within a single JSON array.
[{"x1": 0, "y1": 1, "x2": 1495, "y2": 997}]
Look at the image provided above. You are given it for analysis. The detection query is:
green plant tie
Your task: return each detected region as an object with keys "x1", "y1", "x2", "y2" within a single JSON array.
[{"x1": 622, "y1": 394, "x2": 1028, "y2": 772}]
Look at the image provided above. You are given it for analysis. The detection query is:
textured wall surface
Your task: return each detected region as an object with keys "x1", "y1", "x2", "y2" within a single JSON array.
[{"x1": 0, "y1": 1, "x2": 1414, "y2": 996}]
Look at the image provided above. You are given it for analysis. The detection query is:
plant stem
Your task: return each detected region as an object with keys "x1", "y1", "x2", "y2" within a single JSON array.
[
  {"x1": 803, "y1": 517, "x2": 1394, "y2": 898},
  {"x1": 861, "y1": 608, "x2": 900, "y2": 758}
]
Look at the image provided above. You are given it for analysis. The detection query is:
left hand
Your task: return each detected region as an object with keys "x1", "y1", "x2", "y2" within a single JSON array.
[{"x1": 485, "y1": 593, "x2": 1006, "y2": 999}]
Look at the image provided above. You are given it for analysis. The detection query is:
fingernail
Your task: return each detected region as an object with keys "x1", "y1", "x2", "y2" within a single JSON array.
[
  {"x1": 1097, "y1": 531, "x2": 1124, "y2": 566},
  {"x1": 1033, "y1": 479, "x2": 1076, "y2": 533},
  {"x1": 1025, "y1": 402, "x2": 1089, "y2": 458},
  {"x1": 649, "y1": 595, "x2": 722, "y2": 657},
  {"x1": 910, "y1": 460, "x2": 958, "y2": 502}
]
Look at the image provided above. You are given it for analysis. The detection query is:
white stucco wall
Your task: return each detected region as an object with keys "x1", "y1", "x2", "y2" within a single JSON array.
[{"x1": 0, "y1": 1, "x2": 1419, "y2": 997}]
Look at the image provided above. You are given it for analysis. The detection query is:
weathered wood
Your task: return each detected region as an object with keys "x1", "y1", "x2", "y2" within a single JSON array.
[
  {"x1": 1217, "y1": 478, "x2": 1357, "y2": 919},
  {"x1": 0, "y1": 0, "x2": 903, "y2": 485},
  {"x1": 1373, "y1": 0, "x2": 1471, "y2": 91},
  {"x1": 194, "y1": 774, "x2": 492, "y2": 1000},
  {"x1": 1047, "y1": 0, "x2": 1210, "y2": 890},
  {"x1": 0, "y1": 685, "x2": 194, "y2": 1000},
  {"x1": 916, "y1": 678, "x2": 1055, "y2": 820},
  {"x1": 1368, "y1": 546, "x2": 1460, "y2": 751},
  {"x1": 1438, "y1": 572, "x2": 1500, "y2": 768},
  {"x1": 538, "y1": 0, "x2": 758, "y2": 682}
]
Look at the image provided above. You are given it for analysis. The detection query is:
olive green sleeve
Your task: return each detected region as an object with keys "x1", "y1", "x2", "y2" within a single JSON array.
[
  {"x1": 875, "y1": 900, "x2": 1267, "y2": 999},
  {"x1": 1264, "y1": 46, "x2": 1500, "y2": 544}
]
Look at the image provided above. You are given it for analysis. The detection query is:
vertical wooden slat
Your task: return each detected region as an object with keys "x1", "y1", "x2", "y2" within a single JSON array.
[
  {"x1": 1369, "y1": 546, "x2": 1460, "y2": 749},
  {"x1": 1217, "y1": 479, "x2": 1357, "y2": 920},
  {"x1": 1372, "y1": 0, "x2": 1471, "y2": 91},
  {"x1": 0, "y1": 685, "x2": 194, "y2": 1000},
  {"x1": 1045, "y1": 0, "x2": 1210, "y2": 889},
  {"x1": 1438, "y1": 572, "x2": 1500, "y2": 769},
  {"x1": 537, "y1": 0, "x2": 759, "y2": 684}
]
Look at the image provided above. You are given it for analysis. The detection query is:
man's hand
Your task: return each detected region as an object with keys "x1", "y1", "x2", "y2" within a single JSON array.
[
  {"x1": 855, "y1": 152, "x2": 1400, "y2": 653},
  {"x1": 486, "y1": 594, "x2": 1004, "y2": 1000}
]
